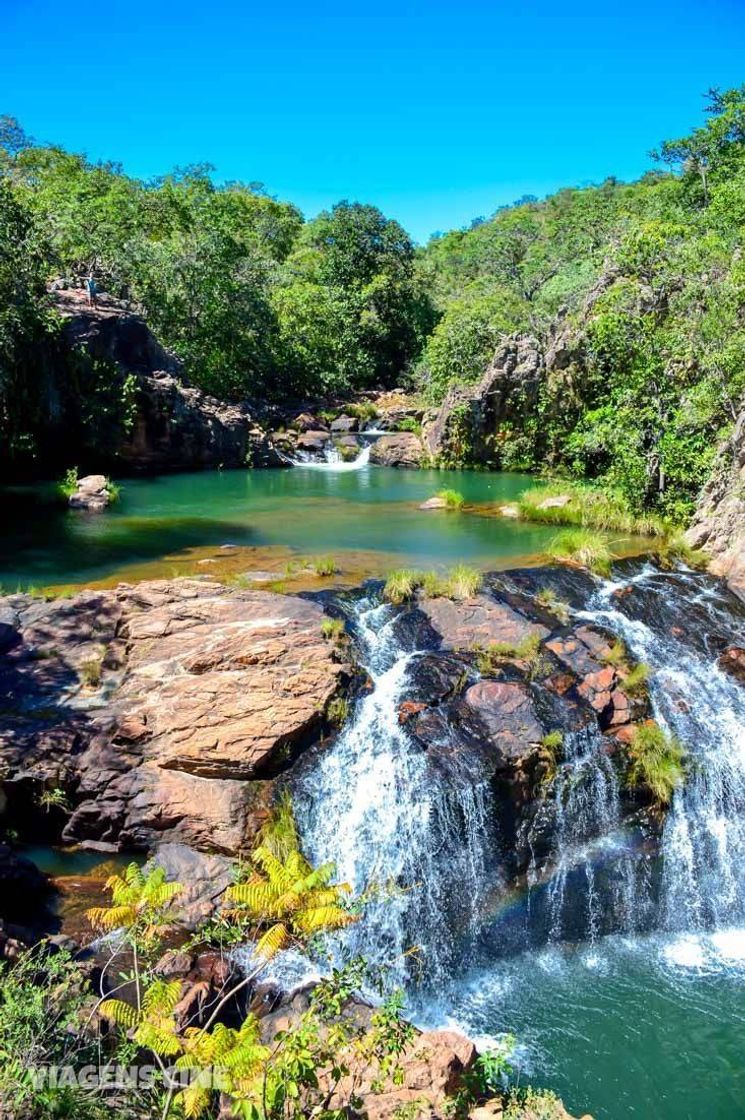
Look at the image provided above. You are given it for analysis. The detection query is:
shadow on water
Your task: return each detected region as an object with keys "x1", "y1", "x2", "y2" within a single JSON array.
[{"x1": 0, "y1": 491, "x2": 258, "y2": 590}]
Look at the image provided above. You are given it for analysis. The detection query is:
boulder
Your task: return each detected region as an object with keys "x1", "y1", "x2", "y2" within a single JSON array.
[
  {"x1": 719, "y1": 646, "x2": 745, "y2": 685},
  {"x1": 69, "y1": 474, "x2": 111, "y2": 512},
  {"x1": 147, "y1": 843, "x2": 234, "y2": 929},
  {"x1": 421, "y1": 594, "x2": 548, "y2": 651},
  {"x1": 0, "y1": 580, "x2": 351, "y2": 856},
  {"x1": 369, "y1": 432, "x2": 424, "y2": 468},
  {"x1": 330, "y1": 415, "x2": 359, "y2": 433},
  {"x1": 419, "y1": 496, "x2": 448, "y2": 510},
  {"x1": 296, "y1": 430, "x2": 331, "y2": 453}
]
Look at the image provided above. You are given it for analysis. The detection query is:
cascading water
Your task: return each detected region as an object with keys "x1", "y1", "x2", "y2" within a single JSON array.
[
  {"x1": 528, "y1": 725, "x2": 637, "y2": 946},
  {"x1": 293, "y1": 593, "x2": 499, "y2": 989},
  {"x1": 582, "y1": 566, "x2": 745, "y2": 933}
]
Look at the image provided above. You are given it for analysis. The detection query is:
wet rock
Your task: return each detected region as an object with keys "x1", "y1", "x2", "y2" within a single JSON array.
[
  {"x1": 419, "y1": 496, "x2": 449, "y2": 510},
  {"x1": 292, "y1": 412, "x2": 327, "y2": 432},
  {"x1": 462, "y1": 680, "x2": 544, "y2": 764},
  {"x1": 421, "y1": 594, "x2": 548, "y2": 652},
  {"x1": 369, "y1": 432, "x2": 424, "y2": 468},
  {"x1": 719, "y1": 646, "x2": 745, "y2": 684}
]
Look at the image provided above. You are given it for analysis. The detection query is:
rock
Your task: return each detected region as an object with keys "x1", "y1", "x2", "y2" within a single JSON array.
[
  {"x1": 369, "y1": 432, "x2": 424, "y2": 468},
  {"x1": 422, "y1": 336, "x2": 543, "y2": 466},
  {"x1": 69, "y1": 474, "x2": 111, "y2": 512},
  {"x1": 462, "y1": 680, "x2": 544, "y2": 764},
  {"x1": 147, "y1": 843, "x2": 234, "y2": 928},
  {"x1": 296, "y1": 430, "x2": 331, "y2": 453},
  {"x1": 292, "y1": 412, "x2": 327, "y2": 433},
  {"x1": 686, "y1": 403, "x2": 745, "y2": 602},
  {"x1": 330, "y1": 415, "x2": 359, "y2": 433},
  {"x1": 499, "y1": 504, "x2": 519, "y2": 518},
  {"x1": 0, "y1": 580, "x2": 351, "y2": 856},
  {"x1": 419, "y1": 496, "x2": 448, "y2": 510},
  {"x1": 49, "y1": 294, "x2": 289, "y2": 473},
  {"x1": 421, "y1": 594, "x2": 549, "y2": 652},
  {"x1": 719, "y1": 646, "x2": 745, "y2": 684}
]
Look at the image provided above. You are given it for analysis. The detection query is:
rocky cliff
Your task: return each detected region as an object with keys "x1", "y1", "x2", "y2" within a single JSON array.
[
  {"x1": 54, "y1": 292, "x2": 287, "y2": 471},
  {"x1": 686, "y1": 404, "x2": 745, "y2": 602}
]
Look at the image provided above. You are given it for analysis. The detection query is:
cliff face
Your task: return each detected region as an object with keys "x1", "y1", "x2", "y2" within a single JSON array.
[
  {"x1": 686, "y1": 406, "x2": 745, "y2": 603},
  {"x1": 54, "y1": 293, "x2": 288, "y2": 472}
]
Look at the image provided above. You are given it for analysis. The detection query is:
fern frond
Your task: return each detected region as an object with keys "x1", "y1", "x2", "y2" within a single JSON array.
[
  {"x1": 143, "y1": 978, "x2": 183, "y2": 1015},
  {"x1": 135, "y1": 1020, "x2": 182, "y2": 1057},
  {"x1": 142, "y1": 881, "x2": 183, "y2": 908},
  {"x1": 294, "y1": 905, "x2": 355, "y2": 934},
  {"x1": 177, "y1": 1083, "x2": 212, "y2": 1120},
  {"x1": 255, "y1": 922, "x2": 290, "y2": 959},
  {"x1": 252, "y1": 846, "x2": 293, "y2": 890},
  {"x1": 225, "y1": 882, "x2": 281, "y2": 914},
  {"x1": 99, "y1": 999, "x2": 140, "y2": 1029}
]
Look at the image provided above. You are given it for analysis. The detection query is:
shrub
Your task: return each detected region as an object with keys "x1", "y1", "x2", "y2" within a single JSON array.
[
  {"x1": 56, "y1": 466, "x2": 79, "y2": 500},
  {"x1": 626, "y1": 721, "x2": 686, "y2": 805},
  {"x1": 535, "y1": 586, "x2": 570, "y2": 624},
  {"x1": 547, "y1": 529, "x2": 612, "y2": 577},
  {"x1": 657, "y1": 532, "x2": 710, "y2": 571},
  {"x1": 434, "y1": 488, "x2": 465, "y2": 509}
]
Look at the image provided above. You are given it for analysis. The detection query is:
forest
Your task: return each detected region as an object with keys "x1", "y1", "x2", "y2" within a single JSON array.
[{"x1": 2, "y1": 85, "x2": 745, "y2": 520}]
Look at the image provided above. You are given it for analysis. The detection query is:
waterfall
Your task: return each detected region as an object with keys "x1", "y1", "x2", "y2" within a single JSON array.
[
  {"x1": 527, "y1": 725, "x2": 637, "y2": 945},
  {"x1": 581, "y1": 568, "x2": 745, "y2": 933},
  {"x1": 293, "y1": 594, "x2": 499, "y2": 989}
]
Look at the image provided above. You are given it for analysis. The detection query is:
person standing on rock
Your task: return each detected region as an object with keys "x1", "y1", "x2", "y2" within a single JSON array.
[{"x1": 85, "y1": 272, "x2": 98, "y2": 307}]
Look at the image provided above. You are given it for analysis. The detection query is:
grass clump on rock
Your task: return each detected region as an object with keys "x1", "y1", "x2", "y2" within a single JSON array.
[
  {"x1": 383, "y1": 564, "x2": 482, "y2": 604},
  {"x1": 320, "y1": 617, "x2": 346, "y2": 641},
  {"x1": 535, "y1": 586, "x2": 571, "y2": 624},
  {"x1": 436, "y1": 488, "x2": 465, "y2": 509},
  {"x1": 626, "y1": 721, "x2": 686, "y2": 805},
  {"x1": 475, "y1": 633, "x2": 542, "y2": 674},
  {"x1": 547, "y1": 528, "x2": 612, "y2": 578}
]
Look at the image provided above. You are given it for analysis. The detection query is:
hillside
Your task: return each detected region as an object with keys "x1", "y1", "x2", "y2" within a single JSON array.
[{"x1": 2, "y1": 87, "x2": 745, "y2": 523}]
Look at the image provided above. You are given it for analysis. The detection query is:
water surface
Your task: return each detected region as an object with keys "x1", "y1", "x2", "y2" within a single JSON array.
[{"x1": 0, "y1": 466, "x2": 556, "y2": 589}]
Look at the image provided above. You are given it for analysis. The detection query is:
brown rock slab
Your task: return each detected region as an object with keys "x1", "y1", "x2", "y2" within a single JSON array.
[
  {"x1": 463, "y1": 680, "x2": 544, "y2": 762},
  {"x1": 422, "y1": 595, "x2": 548, "y2": 652}
]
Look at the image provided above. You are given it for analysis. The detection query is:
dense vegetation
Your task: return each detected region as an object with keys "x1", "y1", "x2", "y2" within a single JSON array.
[
  {"x1": 416, "y1": 86, "x2": 745, "y2": 520},
  {"x1": 2, "y1": 86, "x2": 745, "y2": 517}
]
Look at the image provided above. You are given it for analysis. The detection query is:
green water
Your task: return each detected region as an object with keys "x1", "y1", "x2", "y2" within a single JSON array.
[
  {"x1": 438, "y1": 932, "x2": 745, "y2": 1120},
  {"x1": 0, "y1": 465, "x2": 556, "y2": 589}
]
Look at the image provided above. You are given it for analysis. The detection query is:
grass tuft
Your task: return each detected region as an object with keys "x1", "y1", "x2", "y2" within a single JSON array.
[
  {"x1": 436, "y1": 488, "x2": 465, "y2": 509},
  {"x1": 547, "y1": 528, "x2": 612, "y2": 577},
  {"x1": 622, "y1": 662, "x2": 651, "y2": 696},
  {"x1": 383, "y1": 568, "x2": 422, "y2": 604},
  {"x1": 320, "y1": 617, "x2": 345, "y2": 641},
  {"x1": 626, "y1": 721, "x2": 686, "y2": 805},
  {"x1": 326, "y1": 696, "x2": 349, "y2": 726},
  {"x1": 475, "y1": 632, "x2": 542, "y2": 674},
  {"x1": 535, "y1": 586, "x2": 571, "y2": 624},
  {"x1": 383, "y1": 565, "x2": 482, "y2": 604}
]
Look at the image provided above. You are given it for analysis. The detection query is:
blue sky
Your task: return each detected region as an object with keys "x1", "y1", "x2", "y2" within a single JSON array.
[{"x1": 3, "y1": 0, "x2": 745, "y2": 242}]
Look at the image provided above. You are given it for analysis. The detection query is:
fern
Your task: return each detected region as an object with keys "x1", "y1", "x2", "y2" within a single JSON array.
[
  {"x1": 256, "y1": 922, "x2": 290, "y2": 958},
  {"x1": 99, "y1": 998, "x2": 140, "y2": 1029}
]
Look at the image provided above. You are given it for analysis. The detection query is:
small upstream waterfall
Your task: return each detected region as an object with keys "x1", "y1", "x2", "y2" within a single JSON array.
[
  {"x1": 291, "y1": 444, "x2": 372, "y2": 470},
  {"x1": 293, "y1": 594, "x2": 498, "y2": 988},
  {"x1": 583, "y1": 568, "x2": 745, "y2": 933}
]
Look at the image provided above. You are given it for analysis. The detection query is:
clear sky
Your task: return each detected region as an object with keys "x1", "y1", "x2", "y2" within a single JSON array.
[{"x1": 3, "y1": 0, "x2": 745, "y2": 242}]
